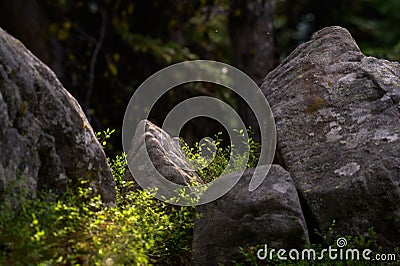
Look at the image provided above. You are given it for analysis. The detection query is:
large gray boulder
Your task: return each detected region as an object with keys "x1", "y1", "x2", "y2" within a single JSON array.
[
  {"x1": 262, "y1": 26, "x2": 400, "y2": 246},
  {"x1": 0, "y1": 28, "x2": 115, "y2": 206},
  {"x1": 192, "y1": 165, "x2": 309, "y2": 265}
]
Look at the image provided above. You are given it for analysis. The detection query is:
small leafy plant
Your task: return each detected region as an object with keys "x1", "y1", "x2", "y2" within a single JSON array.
[{"x1": 181, "y1": 128, "x2": 260, "y2": 183}]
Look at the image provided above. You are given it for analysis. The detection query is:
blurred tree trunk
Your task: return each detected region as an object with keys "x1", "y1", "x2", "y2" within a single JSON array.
[{"x1": 229, "y1": 0, "x2": 276, "y2": 141}]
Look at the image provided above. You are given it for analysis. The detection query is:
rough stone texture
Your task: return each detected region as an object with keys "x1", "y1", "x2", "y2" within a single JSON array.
[
  {"x1": 0, "y1": 28, "x2": 115, "y2": 205},
  {"x1": 262, "y1": 26, "x2": 400, "y2": 246},
  {"x1": 124, "y1": 120, "x2": 202, "y2": 190},
  {"x1": 192, "y1": 165, "x2": 309, "y2": 265}
]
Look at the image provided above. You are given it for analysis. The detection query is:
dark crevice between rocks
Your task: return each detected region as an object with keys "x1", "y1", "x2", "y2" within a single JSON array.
[
  {"x1": 296, "y1": 190, "x2": 323, "y2": 245},
  {"x1": 272, "y1": 146, "x2": 288, "y2": 170},
  {"x1": 272, "y1": 146, "x2": 321, "y2": 245}
]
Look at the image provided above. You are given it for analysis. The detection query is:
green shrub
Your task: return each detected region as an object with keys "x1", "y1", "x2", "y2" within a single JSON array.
[
  {"x1": 0, "y1": 128, "x2": 261, "y2": 265},
  {"x1": 181, "y1": 128, "x2": 260, "y2": 183},
  {"x1": 0, "y1": 176, "x2": 195, "y2": 266}
]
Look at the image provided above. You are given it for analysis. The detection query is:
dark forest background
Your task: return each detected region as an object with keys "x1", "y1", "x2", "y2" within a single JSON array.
[{"x1": 0, "y1": 0, "x2": 399, "y2": 156}]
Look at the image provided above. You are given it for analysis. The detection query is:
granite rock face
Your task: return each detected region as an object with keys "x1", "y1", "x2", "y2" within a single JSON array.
[
  {"x1": 262, "y1": 26, "x2": 400, "y2": 246},
  {"x1": 0, "y1": 28, "x2": 115, "y2": 206},
  {"x1": 192, "y1": 166, "x2": 309, "y2": 265}
]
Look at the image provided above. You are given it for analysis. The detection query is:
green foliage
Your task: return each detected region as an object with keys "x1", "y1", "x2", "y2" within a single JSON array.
[
  {"x1": 0, "y1": 180, "x2": 194, "y2": 266},
  {"x1": 2, "y1": 130, "x2": 399, "y2": 265},
  {"x1": 0, "y1": 128, "x2": 262, "y2": 264},
  {"x1": 275, "y1": 0, "x2": 400, "y2": 61},
  {"x1": 181, "y1": 128, "x2": 260, "y2": 183},
  {"x1": 8, "y1": 131, "x2": 399, "y2": 265},
  {"x1": 96, "y1": 128, "x2": 115, "y2": 148},
  {"x1": 353, "y1": 0, "x2": 400, "y2": 61},
  {"x1": 40, "y1": 0, "x2": 233, "y2": 156},
  {"x1": 109, "y1": 152, "x2": 127, "y2": 196},
  {"x1": 0, "y1": 132, "x2": 195, "y2": 265}
]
